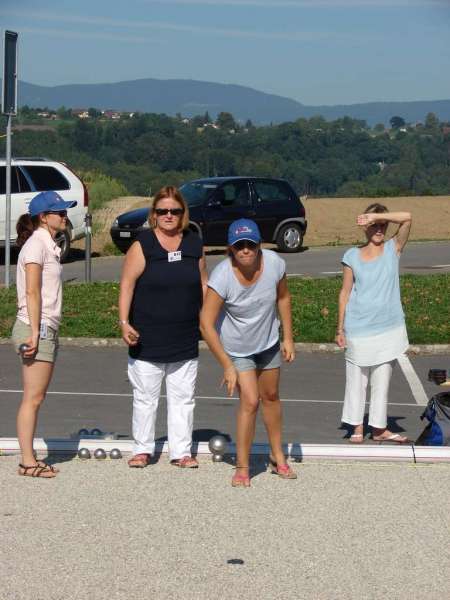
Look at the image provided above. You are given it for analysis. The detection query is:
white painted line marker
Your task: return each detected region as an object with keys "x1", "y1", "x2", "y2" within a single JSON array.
[
  {"x1": 0, "y1": 388, "x2": 423, "y2": 407},
  {"x1": 431, "y1": 264, "x2": 450, "y2": 268},
  {"x1": 321, "y1": 271, "x2": 342, "y2": 275},
  {"x1": 397, "y1": 354, "x2": 429, "y2": 406}
]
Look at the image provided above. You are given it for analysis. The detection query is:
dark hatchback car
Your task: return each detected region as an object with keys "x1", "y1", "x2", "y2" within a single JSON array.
[{"x1": 110, "y1": 177, "x2": 307, "y2": 253}]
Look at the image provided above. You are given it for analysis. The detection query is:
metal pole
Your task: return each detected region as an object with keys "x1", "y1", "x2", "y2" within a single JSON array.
[
  {"x1": 4, "y1": 114, "x2": 12, "y2": 288},
  {"x1": 84, "y1": 212, "x2": 92, "y2": 283}
]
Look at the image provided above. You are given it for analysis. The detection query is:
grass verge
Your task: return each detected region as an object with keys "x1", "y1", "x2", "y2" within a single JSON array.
[{"x1": 0, "y1": 275, "x2": 449, "y2": 343}]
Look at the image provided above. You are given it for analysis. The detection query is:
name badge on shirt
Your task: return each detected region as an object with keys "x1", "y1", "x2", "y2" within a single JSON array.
[
  {"x1": 168, "y1": 251, "x2": 182, "y2": 263},
  {"x1": 40, "y1": 322, "x2": 48, "y2": 340}
]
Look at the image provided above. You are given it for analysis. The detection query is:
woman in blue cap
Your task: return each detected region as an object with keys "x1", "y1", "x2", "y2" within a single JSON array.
[
  {"x1": 12, "y1": 191, "x2": 76, "y2": 478},
  {"x1": 200, "y1": 219, "x2": 296, "y2": 487}
]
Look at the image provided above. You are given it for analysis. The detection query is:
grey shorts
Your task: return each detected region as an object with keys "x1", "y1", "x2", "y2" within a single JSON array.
[
  {"x1": 12, "y1": 318, "x2": 59, "y2": 363},
  {"x1": 230, "y1": 342, "x2": 282, "y2": 373}
]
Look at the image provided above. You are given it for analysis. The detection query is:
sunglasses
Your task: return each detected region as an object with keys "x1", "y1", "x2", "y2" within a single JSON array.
[
  {"x1": 369, "y1": 221, "x2": 388, "y2": 230},
  {"x1": 46, "y1": 210, "x2": 67, "y2": 217},
  {"x1": 232, "y1": 240, "x2": 258, "y2": 251},
  {"x1": 154, "y1": 208, "x2": 184, "y2": 216}
]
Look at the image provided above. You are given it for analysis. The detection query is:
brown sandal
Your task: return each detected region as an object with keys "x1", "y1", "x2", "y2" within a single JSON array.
[
  {"x1": 36, "y1": 460, "x2": 60, "y2": 473},
  {"x1": 170, "y1": 456, "x2": 199, "y2": 468},
  {"x1": 127, "y1": 453, "x2": 152, "y2": 468},
  {"x1": 18, "y1": 463, "x2": 57, "y2": 478}
]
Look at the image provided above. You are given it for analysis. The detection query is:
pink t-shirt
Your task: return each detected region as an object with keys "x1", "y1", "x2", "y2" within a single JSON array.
[{"x1": 16, "y1": 228, "x2": 63, "y2": 330}]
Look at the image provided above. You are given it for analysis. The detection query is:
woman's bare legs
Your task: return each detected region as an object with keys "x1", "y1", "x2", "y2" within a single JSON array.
[
  {"x1": 235, "y1": 370, "x2": 259, "y2": 479},
  {"x1": 258, "y1": 368, "x2": 286, "y2": 465},
  {"x1": 17, "y1": 359, "x2": 55, "y2": 475}
]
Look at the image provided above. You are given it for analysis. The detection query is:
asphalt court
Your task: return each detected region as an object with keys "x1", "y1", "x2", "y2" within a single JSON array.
[{"x1": 1, "y1": 345, "x2": 447, "y2": 444}]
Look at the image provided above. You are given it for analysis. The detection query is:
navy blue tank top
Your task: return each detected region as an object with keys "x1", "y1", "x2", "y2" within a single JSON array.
[{"x1": 128, "y1": 229, "x2": 203, "y2": 363}]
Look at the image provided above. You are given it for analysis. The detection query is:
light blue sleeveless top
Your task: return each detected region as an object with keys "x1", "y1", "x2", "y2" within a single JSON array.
[{"x1": 342, "y1": 239, "x2": 405, "y2": 338}]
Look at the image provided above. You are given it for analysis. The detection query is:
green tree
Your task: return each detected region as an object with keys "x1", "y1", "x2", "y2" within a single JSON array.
[
  {"x1": 425, "y1": 112, "x2": 440, "y2": 131},
  {"x1": 390, "y1": 116, "x2": 405, "y2": 129},
  {"x1": 88, "y1": 107, "x2": 101, "y2": 118},
  {"x1": 216, "y1": 111, "x2": 236, "y2": 131}
]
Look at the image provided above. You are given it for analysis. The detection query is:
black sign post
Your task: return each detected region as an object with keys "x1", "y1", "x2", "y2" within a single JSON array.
[{"x1": 2, "y1": 30, "x2": 18, "y2": 288}]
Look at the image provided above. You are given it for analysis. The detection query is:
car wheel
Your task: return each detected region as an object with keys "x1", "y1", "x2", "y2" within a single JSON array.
[
  {"x1": 275, "y1": 223, "x2": 304, "y2": 253},
  {"x1": 55, "y1": 229, "x2": 71, "y2": 262}
]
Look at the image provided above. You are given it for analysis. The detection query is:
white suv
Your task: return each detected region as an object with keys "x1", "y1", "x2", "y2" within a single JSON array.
[{"x1": 0, "y1": 158, "x2": 88, "y2": 261}]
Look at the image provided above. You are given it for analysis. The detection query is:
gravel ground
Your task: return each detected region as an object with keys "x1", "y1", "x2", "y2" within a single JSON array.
[{"x1": 1, "y1": 454, "x2": 450, "y2": 600}]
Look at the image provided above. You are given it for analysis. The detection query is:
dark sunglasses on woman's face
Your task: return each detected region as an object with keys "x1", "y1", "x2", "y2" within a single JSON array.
[
  {"x1": 370, "y1": 221, "x2": 388, "y2": 230},
  {"x1": 46, "y1": 210, "x2": 67, "y2": 217},
  {"x1": 232, "y1": 240, "x2": 258, "y2": 251},
  {"x1": 154, "y1": 208, "x2": 184, "y2": 216}
]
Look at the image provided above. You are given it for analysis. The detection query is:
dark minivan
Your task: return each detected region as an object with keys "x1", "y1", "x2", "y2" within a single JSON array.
[{"x1": 110, "y1": 177, "x2": 307, "y2": 253}]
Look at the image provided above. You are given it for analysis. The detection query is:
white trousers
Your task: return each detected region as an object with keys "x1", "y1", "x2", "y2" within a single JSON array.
[
  {"x1": 127, "y1": 357, "x2": 198, "y2": 460},
  {"x1": 341, "y1": 360, "x2": 394, "y2": 429}
]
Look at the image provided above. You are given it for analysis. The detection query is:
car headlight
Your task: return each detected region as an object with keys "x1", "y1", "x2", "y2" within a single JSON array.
[{"x1": 112, "y1": 218, "x2": 119, "y2": 227}]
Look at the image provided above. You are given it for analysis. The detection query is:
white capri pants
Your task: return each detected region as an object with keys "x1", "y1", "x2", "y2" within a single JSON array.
[
  {"x1": 341, "y1": 360, "x2": 394, "y2": 429},
  {"x1": 128, "y1": 357, "x2": 198, "y2": 460}
]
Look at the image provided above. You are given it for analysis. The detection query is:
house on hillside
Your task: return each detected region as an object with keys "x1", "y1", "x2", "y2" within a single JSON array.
[
  {"x1": 103, "y1": 110, "x2": 121, "y2": 120},
  {"x1": 72, "y1": 109, "x2": 89, "y2": 119}
]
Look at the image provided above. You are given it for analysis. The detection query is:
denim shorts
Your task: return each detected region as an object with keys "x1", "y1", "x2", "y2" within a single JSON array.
[{"x1": 229, "y1": 342, "x2": 282, "y2": 372}]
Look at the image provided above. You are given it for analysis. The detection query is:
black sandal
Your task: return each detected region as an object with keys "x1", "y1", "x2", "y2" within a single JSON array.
[{"x1": 18, "y1": 463, "x2": 57, "y2": 478}]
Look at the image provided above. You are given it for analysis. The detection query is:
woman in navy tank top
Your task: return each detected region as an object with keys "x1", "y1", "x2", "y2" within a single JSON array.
[{"x1": 118, "y1": 186, "x2": 207, "y2": 468}]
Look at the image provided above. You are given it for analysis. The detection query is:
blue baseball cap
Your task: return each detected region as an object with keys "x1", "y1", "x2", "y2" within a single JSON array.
[
  {"x1": 228, "y1": 218, "x2": 261, "y2": 246},
  {"x1": 28, "y1": 191, "x2": 77, "y2": 217}
]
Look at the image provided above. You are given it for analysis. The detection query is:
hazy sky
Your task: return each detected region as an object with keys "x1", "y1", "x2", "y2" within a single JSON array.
[{"x1": 2, "y1": 0, "x2": 450, "y2": 105}]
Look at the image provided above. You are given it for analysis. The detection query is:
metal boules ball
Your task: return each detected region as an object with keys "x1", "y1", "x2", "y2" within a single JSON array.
[
  {"x1": 94, "y1": 448, "x2": 107, "y2": 460},
  {"x1": 78, "y1": 428, "x2": 90, "y2": 437},
  {"x1": 208, "y1": 435, "x2": 228, "y2": 457},
  {"x1": 90, "y1": 428, "x2": 103, "y2": 436},
  {"x1": 19, "y1": 343, "x2": 30, "y2": 354},
  {"x1": 109, "y1": 448, "x2": 122, "y2": 460},
  {"x1": 78, "y1": 447, "x2": 91, "y2": 460},
  {"x1": 212, "y1": 453, "x2": 224, "y2": 463}
]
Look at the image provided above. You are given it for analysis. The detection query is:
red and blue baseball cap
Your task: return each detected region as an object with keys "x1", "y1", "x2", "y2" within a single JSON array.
[
  {"x1": 28, "y1": 191, "x2": 77, "y2": 217},
  {"x1": 228, "y1": 218, "x2": 262, "y2": 246}
]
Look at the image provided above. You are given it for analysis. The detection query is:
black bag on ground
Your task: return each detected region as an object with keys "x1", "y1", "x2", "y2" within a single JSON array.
[{"x1": 417, "y1": 392, "x2": 450, "y2": 446}]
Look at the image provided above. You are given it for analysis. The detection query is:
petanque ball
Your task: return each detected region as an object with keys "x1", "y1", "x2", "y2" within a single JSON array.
[
  {"x1": 208, "y1": 435, "x2": 228, "y2": 456},
  {"x1": 90, "y1": 428, "x2": 103, "y2": 436},
  {"x1": 19, "y1": 343, "x2": 30, "y2": 354},
  {"x1": 212, "y1": 453, "x2": 224, "y2": 462},
  {"x1": 78, "y1": 428, "x2": 90, "y2": 437},
  {"x1": 94, "y1": 448, "x2": 107, "y2": 460},
  {"x1": 78, "y1": 448, "x2": 91, "y2": 460},
  {"x1": 109, "y1": 448, "x2": 122, "y2": 460}
]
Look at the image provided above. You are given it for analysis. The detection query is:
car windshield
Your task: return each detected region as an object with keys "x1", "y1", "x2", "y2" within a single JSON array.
[{"x1": 180, "y1": 182, "x2": 218, "y2": 207}]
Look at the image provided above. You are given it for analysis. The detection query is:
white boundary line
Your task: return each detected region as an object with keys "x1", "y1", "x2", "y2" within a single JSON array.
[
  {"x1": 397, "y1": 354, "x2": 429, "y2": 406},
  {"x1": 0, "y1": 388, "x2": 424, "y2": 407},
  {"x1": 1, "y1": 438, "x2": 450, "y2": 463}
]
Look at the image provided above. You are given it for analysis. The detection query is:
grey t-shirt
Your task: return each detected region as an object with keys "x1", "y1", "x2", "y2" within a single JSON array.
[{"x1": 208, "y1": 249, "x2": 286, "y2": 357}]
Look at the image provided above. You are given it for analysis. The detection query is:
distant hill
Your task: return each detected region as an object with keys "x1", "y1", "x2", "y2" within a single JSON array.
[{"x1": 12, "y1": 78, "x2": 450, "y2": 126}]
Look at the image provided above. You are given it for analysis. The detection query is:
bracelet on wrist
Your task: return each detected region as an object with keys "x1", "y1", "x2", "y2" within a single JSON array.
[{"x1": 118, "y1": 319, "x2": 129, "y2": 326}]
